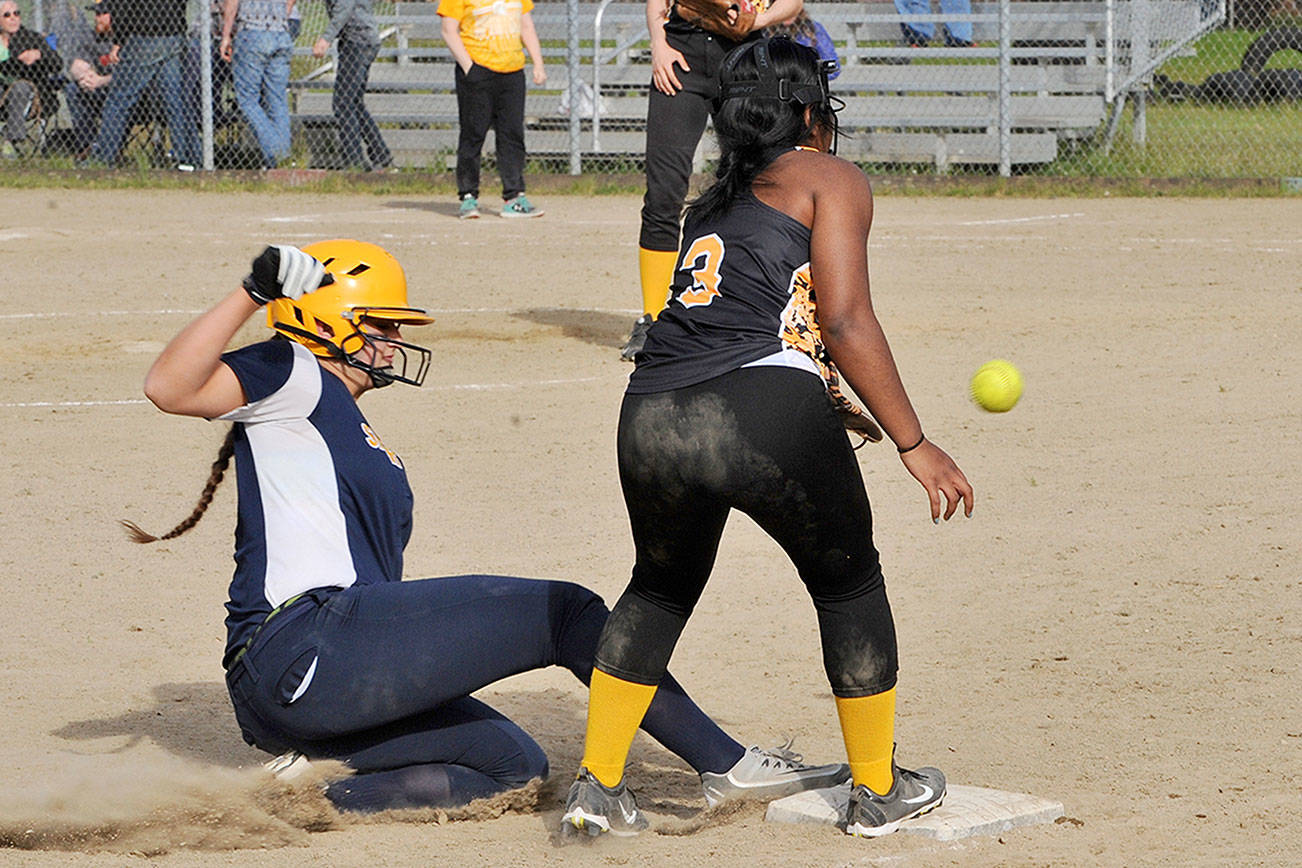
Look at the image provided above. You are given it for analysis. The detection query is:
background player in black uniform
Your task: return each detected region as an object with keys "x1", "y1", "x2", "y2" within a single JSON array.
[
  {"x1": 564, "y1": 38, "x2": 974, "y2": 840},
  {"x1": 622, "y1": 0, "x2": 803, "y2": 361},
  {"x1": 128, "y1": 239, "x2": 846, "y2": 816}
]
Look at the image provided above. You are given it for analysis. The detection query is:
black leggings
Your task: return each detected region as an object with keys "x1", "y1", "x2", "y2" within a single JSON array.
[
  {"x1": 639, "y1": 27, "x2": 738, "y2": 252},
  {"x1": 598, "y1": 366, "x2": 899, "y2": 698}
]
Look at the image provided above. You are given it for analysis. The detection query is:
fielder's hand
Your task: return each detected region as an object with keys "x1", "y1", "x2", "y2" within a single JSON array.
[
  {"x1": 242, "y1": 245, "x2": 331, "y2": 305},
  {"x1": 900, "y1": 440, "x2": 974, "y2": 523}
]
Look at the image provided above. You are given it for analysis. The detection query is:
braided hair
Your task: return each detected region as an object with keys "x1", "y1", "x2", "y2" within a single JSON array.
[{"x1": 121, "y1": 426, "x2": 236, "y2": 543}]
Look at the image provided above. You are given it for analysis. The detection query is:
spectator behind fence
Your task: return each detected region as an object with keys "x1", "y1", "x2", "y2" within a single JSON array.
[
  {"x1": 894, "y1": 0, "x2": 974, "y2": 49},
  {"x1": 313, "y1": 0, "x2": 392, "y2": 171},
  {"x1": 90, "y1": 0, "x2": 201, "y2": 169},
  {"x1": 220, "y1": 0, "x2": 293, "y2": 168},
  {"x1": 765, "y1": 8, "x2": 839, "y2": 79},
  {"x1": 1, "y1": 0, "x2": 64, "y2": 158},
  {"x1": 438, "y1": 0, "x2": 547, "y2": 219},
  {"x1": 187, "y1": 0, "x2": 237, "y2": 137},
  {"x1": 51, "y1": 0, "x2": 117, "y2": 157}
]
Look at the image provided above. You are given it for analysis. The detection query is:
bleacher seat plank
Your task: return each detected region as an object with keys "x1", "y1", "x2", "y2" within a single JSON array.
[{"x1": 292, "y1": 0, "x2": 1146, "y2": 169}]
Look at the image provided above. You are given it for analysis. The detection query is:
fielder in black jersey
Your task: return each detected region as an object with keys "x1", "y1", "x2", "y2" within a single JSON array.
[
  {"x1": 565, "y1": 38, "x2": 975, "y2": 840},
  {"x1": 622, "y1": 0, "x2": 804, "y2": 361},
  {"x1": 127, "y1": 239, "x2": 847, "y2": 817}
]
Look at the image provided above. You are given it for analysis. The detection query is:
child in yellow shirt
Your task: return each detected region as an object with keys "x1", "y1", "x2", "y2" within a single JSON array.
[{"x1": 438, "y1": 0, "x2": 547, "y2": 218}]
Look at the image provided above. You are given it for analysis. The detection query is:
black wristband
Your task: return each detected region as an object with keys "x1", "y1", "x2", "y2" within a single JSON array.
[
  {"x1": 897, "y1": 433, "x2": 925, "y2": 454},
  {"x1": 242, "y1": 274, "x2": 273, "y2": 305}
]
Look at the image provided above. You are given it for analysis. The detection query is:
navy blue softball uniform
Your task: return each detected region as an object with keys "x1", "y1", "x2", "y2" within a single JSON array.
[{"x1": 217, "y1": 340, "x2": 744, "y2": 811}]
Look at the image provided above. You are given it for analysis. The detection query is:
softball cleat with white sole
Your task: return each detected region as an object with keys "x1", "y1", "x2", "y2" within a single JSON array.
[
  {"x1": 701, "y1": 742, "x2": 850, "y2": 807},
  {"x1": 845, "y1": 763, "x2": 946, "y2": 837},
  {"x1": 561, "y1": 767, "x2": 648, "y2": 837}
]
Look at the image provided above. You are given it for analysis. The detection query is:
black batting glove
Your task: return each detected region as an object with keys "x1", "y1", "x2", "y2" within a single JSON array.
[{"x1": 242, "y1": 245, "x2": 331, "y2": 305}]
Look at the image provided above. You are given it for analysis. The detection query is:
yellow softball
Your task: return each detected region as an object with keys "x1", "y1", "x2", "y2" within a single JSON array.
[{"x1": 970, "y1": 359, "x2": 1024, "y2": 412}]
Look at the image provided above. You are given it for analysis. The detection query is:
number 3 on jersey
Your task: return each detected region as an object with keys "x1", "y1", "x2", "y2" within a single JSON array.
[{"x1": 677, "y1": 233, "x2": 726, "y2": 308}]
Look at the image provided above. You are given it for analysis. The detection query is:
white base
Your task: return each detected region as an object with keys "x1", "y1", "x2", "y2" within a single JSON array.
[{"x1": 764, "y1": 783, "x2": 1064, "y2": 842}]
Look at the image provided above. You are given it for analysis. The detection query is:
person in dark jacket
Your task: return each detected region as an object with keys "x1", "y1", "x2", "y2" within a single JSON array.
[
  {"x1": 0, "y1": 0, "x2": 64, "y2": 155},
  {"x1": 89, "y1": 0, "x2": 200, "y2": 168},
  {"x1": 52, "y1": 0, "x2": 118, "y2": 155}
]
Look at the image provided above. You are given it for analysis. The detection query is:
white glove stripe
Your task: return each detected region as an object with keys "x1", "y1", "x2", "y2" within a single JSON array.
[{"x1": 274, "y1": 245, "x2": 325, "y2": 300}]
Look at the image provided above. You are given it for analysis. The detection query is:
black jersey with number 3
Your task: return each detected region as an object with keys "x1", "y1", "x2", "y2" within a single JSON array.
[{"x1": 628, "y1": 190, "x2": 817, "y2": 395}]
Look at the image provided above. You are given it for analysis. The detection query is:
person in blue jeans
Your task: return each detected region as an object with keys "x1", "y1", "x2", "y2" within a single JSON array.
[
  {"x1": 313, "y1": 0, "x2": 391, "y2": 171},
  {"x1": 53, "y1": 0, "x2": 117, "y2": 156},
  {"x1": 220, "y1": 0, "x2": 293, "y2": 168},
  {"x1": 90, "y1": 0, "x2": 200, "y2": 168},
  {"x1": 126, "y1": 239, "x2": 848, "y2": 813},
  {"x1": 893, "y1": 0, "x2": 974, "y2": 48},
  {"x1": 765, "y1": 7, "x2": 840, "y2": 79}
]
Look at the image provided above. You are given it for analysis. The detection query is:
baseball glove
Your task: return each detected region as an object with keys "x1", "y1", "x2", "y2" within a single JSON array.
[
  {"x1": 675, "y1": 0, "x2": 758, "y2": 43},
  {"x1": 778, "y1": 267, "x2": 885, "y2": 449}
]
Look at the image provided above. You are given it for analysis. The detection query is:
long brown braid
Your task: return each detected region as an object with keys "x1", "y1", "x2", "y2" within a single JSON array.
[{"x1": 121, "y1": 426, "x2": 237, "y2": 543}]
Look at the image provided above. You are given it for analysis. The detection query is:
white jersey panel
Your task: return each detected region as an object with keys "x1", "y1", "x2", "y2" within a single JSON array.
[
  {"x1": 245, "y1": 418, "x2": 358, "y2": 607},
  {"x1": 222, "y1": 344, "x2": 358, "y2": 607}
]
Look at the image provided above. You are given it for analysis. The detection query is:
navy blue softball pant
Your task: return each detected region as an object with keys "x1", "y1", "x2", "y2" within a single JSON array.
[{"x1": 225, "y1": 575, "x2": 742, "y2": 812}]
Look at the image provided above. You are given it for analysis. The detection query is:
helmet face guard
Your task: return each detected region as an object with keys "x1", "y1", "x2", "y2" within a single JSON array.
[
  {"x1": 266, "y1": 241, "x2": 434, "y2": 388},
  {"x1": 716, "y1": 37, "x2": 844, "y2": 154}
]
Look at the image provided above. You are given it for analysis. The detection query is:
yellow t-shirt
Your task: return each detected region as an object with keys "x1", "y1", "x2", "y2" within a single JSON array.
[{"x1": 437, "y1": 0, "x2": 535, "y2": 74}]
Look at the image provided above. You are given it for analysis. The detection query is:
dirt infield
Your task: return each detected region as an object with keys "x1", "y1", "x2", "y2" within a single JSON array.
[{"x1": 1, "y1": 189, "x2": 1298, "y2": 866}]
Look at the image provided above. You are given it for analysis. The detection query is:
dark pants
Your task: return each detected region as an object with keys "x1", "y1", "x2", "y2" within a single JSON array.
[
  {"x1": 92, "y1": 34, "x2": 200, "y2": 167},
  {"x1": 599, "y1": 367, "x2": 899, "y2": 698},
  {"x1": 2, "y1": 79, "x2": 34, "y2": 144},
  {"x1": 454, "y1": 64, "x2": 526, "y2": 200},
  {"x1": 639, "y1": 28, "x2": 738, "y2": 252},
  {"x1": 225, "y1": 574, "x2": 742, "y2": 812},
  {"x1": 64, "y1": 81, "x2": 109, "y2": 153},
  {"x1": 334, "y1": 39, "x2": 391, "y2": 169}
]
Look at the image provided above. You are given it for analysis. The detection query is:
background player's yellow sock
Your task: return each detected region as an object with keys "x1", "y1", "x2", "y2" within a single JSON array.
[
  {"x1": 835, "y1": 688, "x2": 897, "y2": 795},
  {"x1": 579, "y1": 669, "x2": 658, "y2": 787},
  {"x1": 638, "y1": 247, "x2": 677, "y2": 319}
]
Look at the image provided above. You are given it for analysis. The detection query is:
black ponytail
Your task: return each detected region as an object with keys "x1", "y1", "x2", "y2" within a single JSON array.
[{"x1": 687, "y1": 38, "x2": 835, "y2": 223}]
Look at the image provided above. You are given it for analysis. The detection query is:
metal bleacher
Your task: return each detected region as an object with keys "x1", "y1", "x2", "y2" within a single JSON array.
[{"x1": 288, "y1": 1, "x2": 1209, "y2": 172}]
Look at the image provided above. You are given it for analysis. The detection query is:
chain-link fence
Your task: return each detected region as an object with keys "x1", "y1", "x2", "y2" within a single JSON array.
[{"x1": 3, "y1": 0, "x2": 1299, "y2": 177}]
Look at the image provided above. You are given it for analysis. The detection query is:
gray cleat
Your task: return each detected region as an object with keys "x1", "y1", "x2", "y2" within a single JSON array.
[
  {"x1": 701, "y1": 742, "x2": 851, "y2": 807},
  {"x1": 561, "y1": 767, "x2": 649, "y2": 837},
  {"x1": 845, "y1": 763, "x2": 946, "y2": 837},
  {"x1": 620, "y1": 313, "x2": 653, "y2": 362},
  {"x1": 263, "y1": 750, "x2": 313, "y2": 781}
]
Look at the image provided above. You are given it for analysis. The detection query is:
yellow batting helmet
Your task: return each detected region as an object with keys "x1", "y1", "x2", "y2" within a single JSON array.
[{"x1": 266, "y1": 240, "x2": 434, "y2": 387}]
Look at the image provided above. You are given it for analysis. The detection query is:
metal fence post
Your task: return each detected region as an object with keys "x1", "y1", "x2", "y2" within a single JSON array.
[
  {"x1": 998, "y1": 0, "x2": 1011, "y2": 177},
  {"x1": 1105, "y1": 0, "x2": 1115, "y2": 102},
  {"x1": 1131, "y1": 0, "x2": 1151, "y2": 145},
  {"x1": 200, "y1": 3, "x2": 214, "y2": 171},
  {"x1": 568, "y1": 0, "x2": 581, "y2": 175}
]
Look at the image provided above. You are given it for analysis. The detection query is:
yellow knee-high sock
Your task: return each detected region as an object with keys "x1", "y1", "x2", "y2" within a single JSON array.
[
  {"x1": 835, "y1": 688, "x2": 897, "y2": 795},
  {"x1": 638, "y1": 247, "x2": 678, "y2": 319},
  {"x1": 580, "y1": 669, "x2": 659, "y2": 788}
]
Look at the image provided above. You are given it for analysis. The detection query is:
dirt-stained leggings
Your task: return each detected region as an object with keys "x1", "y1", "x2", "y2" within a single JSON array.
[{"x1": 597, "y1": 366, "x2": 899, "y2": 698}]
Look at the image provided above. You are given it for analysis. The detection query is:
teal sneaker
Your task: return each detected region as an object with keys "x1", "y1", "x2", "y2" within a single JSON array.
[
  {"x1": 500, "y1": 193, "x2": 543, "y2": 219},
  {"x1": 459, "y1": 194, "x2": 481, "y2": 220}
]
